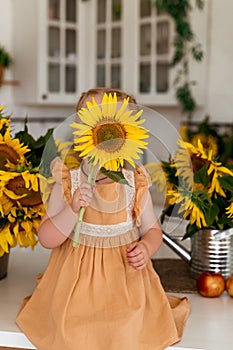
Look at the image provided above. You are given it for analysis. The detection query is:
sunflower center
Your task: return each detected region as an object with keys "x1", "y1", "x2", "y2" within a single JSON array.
[
  {"x1": 92, "y1": 122, "x2": 126, "y2": 152},
  {"x1": 6, "y1": 176, "x2": 42, "y2": 206},
  {"x1": 0, "y1": 145, "x2": 19, "y2": 170}
]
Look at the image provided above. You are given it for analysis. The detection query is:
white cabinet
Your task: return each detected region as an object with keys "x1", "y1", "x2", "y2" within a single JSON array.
[
  {"x1": 13, "y1": 0, "x2": 206, "y2": 106},
  {"x1": 13, "y1": 0, "x2": 82, "y2": 104},
  {"x1": 46, "y1": 0, "x2": 78, "y2": 96},
  {"x1": 133, "y1": 0, "x2": 176, "y2": 104},
  {"x1": 93, "y1": 0, "x2": 176, "y2": 105}
]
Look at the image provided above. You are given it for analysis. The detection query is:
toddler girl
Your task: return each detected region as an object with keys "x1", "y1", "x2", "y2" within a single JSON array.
[{"x1": 16, "y1": 88, "x2": 189, "y2": 350}]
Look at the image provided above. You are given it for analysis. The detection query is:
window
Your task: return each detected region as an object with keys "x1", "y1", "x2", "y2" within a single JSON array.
[
  {"x1": 47, "y1": 0, "x2": 78, "y2": 94},
  {"x1": 95, "y1": 0, "x2": 122, "y2": 88},
  {"x1": 139, "y1": 0, "x2": 171, "y2": 94}
]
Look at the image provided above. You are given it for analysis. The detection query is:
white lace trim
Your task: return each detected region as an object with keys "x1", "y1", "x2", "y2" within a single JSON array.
[
  {"x1": 79, "y1": 221, "x2": 133, "y2": 237},
  {"x1": 77, "y1": 227, "x2": 139, "y2": 248},
  {"x1": 122, "y1": 169, "x2": 135, "y2": 221},
  {"x1": 70, "y1": 168, "x2": 79, "y2": 196}
]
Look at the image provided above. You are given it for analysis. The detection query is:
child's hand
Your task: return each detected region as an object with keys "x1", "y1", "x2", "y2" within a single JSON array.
[
  {"x1": 71, "y1": 182, "x2": 95, "y2": 213},
  {"x1": 126, "y1": 241, "x2": 149, "y2": 270}
]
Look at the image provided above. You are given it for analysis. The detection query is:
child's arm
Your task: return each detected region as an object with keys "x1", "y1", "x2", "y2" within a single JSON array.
[
  {"x1": 127, "y1": 190, "x2": 162, "y2": 270},
  {"x1": 38, "y1": 181, "x2": 94, "y2": 249}
]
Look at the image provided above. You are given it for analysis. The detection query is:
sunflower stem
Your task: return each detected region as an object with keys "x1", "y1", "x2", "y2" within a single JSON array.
[{"x1": 73, "y1": 163, "x2": 95, "y2": 247}]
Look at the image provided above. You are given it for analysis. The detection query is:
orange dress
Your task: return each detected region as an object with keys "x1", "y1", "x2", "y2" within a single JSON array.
[{"x1": 16, "y1": 166, "x2": 189, "y2": 350}]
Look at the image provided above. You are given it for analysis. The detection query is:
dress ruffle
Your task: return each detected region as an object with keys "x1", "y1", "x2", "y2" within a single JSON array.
[
  {"x1": 50, "y1": 156, "x2": 72, "y2": 204},
  {"x1": 133, "y1": 164, "x2": 151, "y2": 225}
]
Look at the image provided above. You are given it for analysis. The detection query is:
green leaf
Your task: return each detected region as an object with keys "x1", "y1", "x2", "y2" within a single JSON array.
[
  {"x1": 190, "y1": 190, "x2": 211, "y2": 215},
  {"x1": 0, "y1": 46, "x2": 12, "y2": 67},
  {"x1": 39, "y1": 134, "x2": 59, "y2": 177},
  {"x1": 183, "y1": 223, "x2": 199, "y2": 239},
  {"x1": 161, "y1": 162, "x2": 178, "y2": 186},
  {"x1": 176, "y1": 20, "x2": 193, "y2": 41},
  {"x1": 217, "y1": 215, "x2": 233, "y2": 228},
  {"x1": 15, "y1": 124, "x2": 55, "y2": 168},
  {"x1": 213, "y1": 196, "x2": 229, "y2": 212},
  {"x1": 14, "y1": 117, "x2": 35, "y2": 148},
  {"x1": 191, "y1": 44, "x2": 204, "y2": 62},
  {"x1": 154, "y1": 0, "x2": 205, "y2": 120},
  {"x1": 176, "y1": 84, "x2": 196, "y2": 113},
  {"x1": 205, "y1": 204, "x2": 219, "y2": 226},
  {"x1": 218, "y1": 176, "x2": 233, "y2": 193},
  {"x1": 194, "y1": 163, "x2": 210, "y2": 187},
  {"x1": 100, "y1": 167, "x2": 131, "y2": 186},
  {"x1": 0, "y1": 122, "x2": 9, "y2": 137},
  {"x1": 171, "y1": 36, "x2": 184, "y2": 66}
]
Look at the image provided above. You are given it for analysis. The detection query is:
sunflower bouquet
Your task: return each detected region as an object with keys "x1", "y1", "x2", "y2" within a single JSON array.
[
  {"x1": 0, "y1": 106, "x2": 59, "y2": 256},
  {"x1": 71, "y1": 93, "x2": 149, "y2": 246},
  {"x1": 147, "y1": 139, "x2": 233, "y2": 238}
]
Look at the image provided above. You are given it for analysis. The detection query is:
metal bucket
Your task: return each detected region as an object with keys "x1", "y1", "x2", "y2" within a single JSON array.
[{"x1": 190, "y1": 229, "x2": 233, "y2": 279}]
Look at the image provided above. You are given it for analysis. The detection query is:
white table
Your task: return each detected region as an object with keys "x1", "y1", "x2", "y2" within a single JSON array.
[{"x1": 0, "y1": 246, "x2": 233, "y2": 350}]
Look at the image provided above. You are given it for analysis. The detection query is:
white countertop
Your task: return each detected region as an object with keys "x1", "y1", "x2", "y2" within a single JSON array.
[{"x1": 0, "y1": 246, "x2": 233, "y2": 350}]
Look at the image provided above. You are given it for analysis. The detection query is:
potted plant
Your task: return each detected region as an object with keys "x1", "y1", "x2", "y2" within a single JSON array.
[
  {"x1": 146, "y1": 139, "x2": 233, "y2": 277},
  {"x1": 0, "y1": 46, "x2": 13, "y2": 85}
]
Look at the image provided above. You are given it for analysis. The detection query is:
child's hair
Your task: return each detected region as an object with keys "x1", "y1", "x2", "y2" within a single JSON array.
[{"x1": 76, "y1": 87, "x2": 136, "y2": 111}]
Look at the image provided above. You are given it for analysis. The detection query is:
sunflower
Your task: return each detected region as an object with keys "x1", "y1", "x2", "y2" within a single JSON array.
[
  {"x1": 0, "y1": 168, "x2": 45, "y2": 255},
  {"x1": 39, "y1": 175, "x2": 55, "y2": 208},
  {"x1": 56, "y1": 139, "x2": 80, "y2": 169},
  {"x1": 183, "y1": 199, "x2": 207, "y2": 228},
  {"x1": 8, "y1": 204, "x2": 45, "y2": 248},
  {"x1": 1, "y1": 200, "x2": 45, "y2": 255},
  {"x1": 0, "y1": 106, "x2": 49, "y2": 256},
  {"x1": 13, "y1": 220, "x2": 38, "y2": 248},
  {"x1": 174, "y1": 139, "x2": 233, "y2": 196},
  {"x1": 226, "y1": 202, "x2": 233, "y2": 218},
  {"x1": 207, "y1": 161, "x2": 233, "y2": 196},
  {"x1": 174, "y1": 139, "x2": 205, "y2": 181},
  {"x1": 179, "y1": 125, "x2": 190, "y2": 142},
  {"x1": 0, "y1": 223, "x2": 16, "y2": 256},
  {"x1": 0, "y1": 170, "x2": 42, "y2": 207},
  {"x1": 71, "y1": 93, "x2": 149, "y2": 171},
  {"x1": 145, "y1": 161, "x2": 167, "y2": 194},
  {"x1": 0, "y1": 116, "x2": 10, "y2": 133},
  {"x1": 0, "y1": 193, "x2": 14, "y2": 216},
  {"x1": 166, "y1": 187, "x2": 208, "y2": 228},
  {"x1": 191, "y1": 133, "x2": 218, "y2": 156},
  {"x1": 0, "y1": 127, "x2": 29, "y2": 170},
  {"x1": 166, "y1": 188, "x2": 190, "y2": 207}
]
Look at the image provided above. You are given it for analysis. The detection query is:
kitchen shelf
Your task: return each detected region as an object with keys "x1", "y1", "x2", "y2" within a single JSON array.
[{"x1": 1, "y1": 80, "x2": 20, "y2": 86}]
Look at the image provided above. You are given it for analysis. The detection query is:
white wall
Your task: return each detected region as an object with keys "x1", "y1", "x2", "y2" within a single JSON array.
[
  {"x1": 205, "y1": 0, "x2": 233, "y2": 122},
  {"x1": 0, "y1": 0, "x2": 14, "y2": 107}
]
